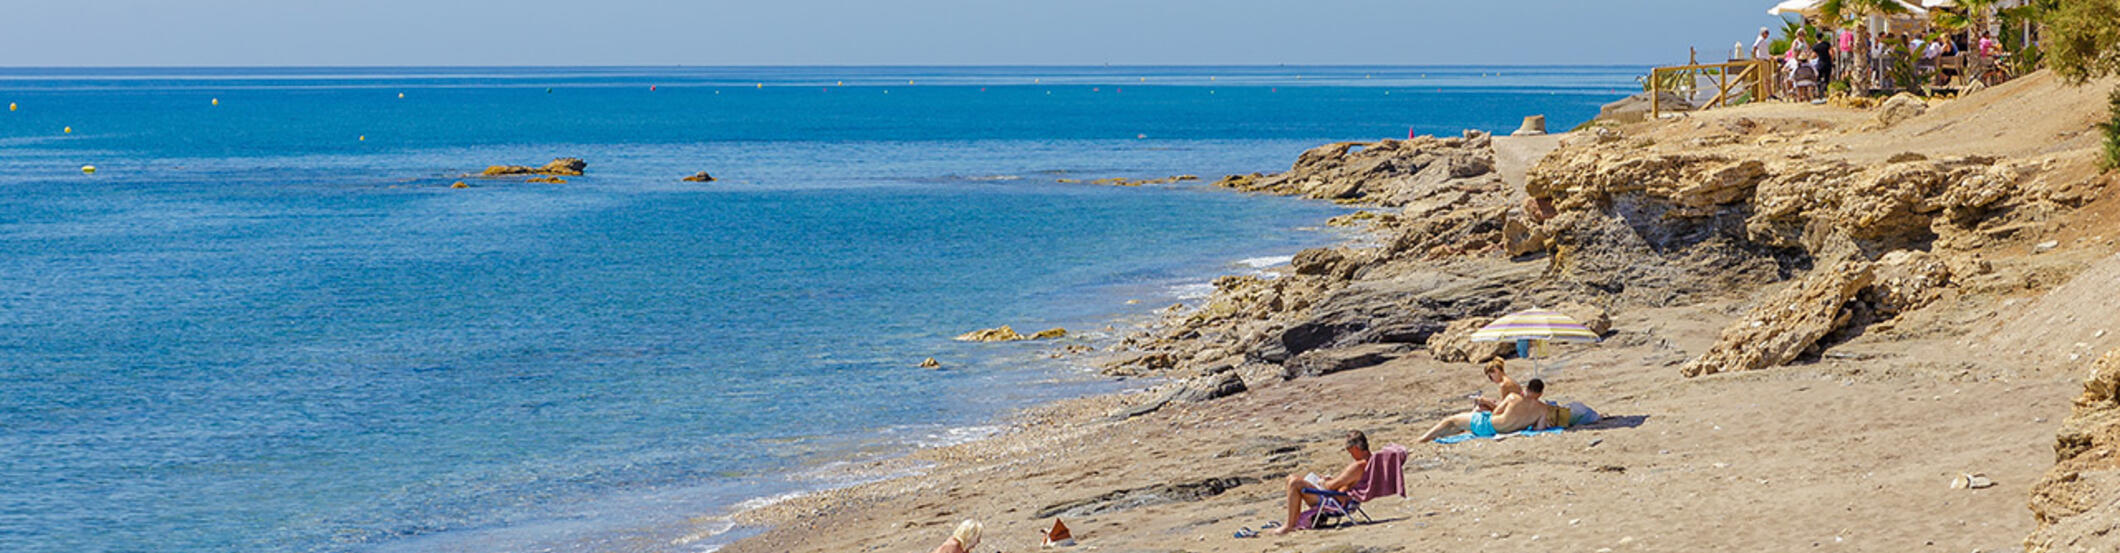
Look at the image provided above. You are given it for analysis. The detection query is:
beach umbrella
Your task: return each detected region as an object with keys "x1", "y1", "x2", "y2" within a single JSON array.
[
  {"x1": 1769, "y1": 0, "x2": 1823, "y2": 16},
  {"x1": 1469, "y1": 309, "x2": 1600, "y2": 378}
]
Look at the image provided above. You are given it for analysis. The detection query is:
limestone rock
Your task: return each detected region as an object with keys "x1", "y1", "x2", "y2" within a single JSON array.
[
  {"x1": 955, "y1": 325, "x2": 1027, "y2": 342},
  {"x1": 484, "y1": 157, "x2": 587, "y2": 177},
  {"x1": 1875, "y1": 92, "x2": 1928, "y2": 128},
  {"x1": 1251, "y1": 267, "x2": 1527, "y2": 363},
  {"x1": 1280, "y1": 343, "x2": 1410, "y2": 380},
  {"x1": 681, "y1": 171, "x2": 716, "y2": 182},
  {"x1": 2028, "y1": 350, "x2": 2120, "y2": 553},
  {"x1": 1868, "y1": 250, "x2": 1952, "y2": 314},
  {"x1": 1173, "y1": 372, "x2": 1248, "y2": 403},
  {"x1": 450, "y1": 181, "x2": 469, "y2": 189},
  {"x1": 1554, "y1": 301, "x2": 1612, "y2": 336},
  {"x1": 1502, "y1": 218, "x2": 1550, "y2": 257},
  {"x1": 1102, "y1": 351, "x2": 1178, "y2": 377},
  {"x1": 1208, "y1": 135, "x2": 1501, "y2": 207},
  {"x1": 525, "y1": 176, "x2": 567, "y2": 183},
  {"x1": 918, "y1": 357, "x2": 941, "y2": 368},
  {"x1": 1030, "y1": 327, "x2": 1068, "y2": 340},
  {"x1": 1597, "y1": 91, "x2": 1692, "y2": 123},
  {"x1": 1427, "y1": 317, "x2": 1513, "y2": 363},
  {"x1": 1680, "y1": 260, "x2": 1875, "y2": 377},
  {"x1": 1292, "y1": 247, "x2": 1347, "y2": 276},
  {"x1": 1511, "y1": 114, "x2": 1547, "y2": 136}
]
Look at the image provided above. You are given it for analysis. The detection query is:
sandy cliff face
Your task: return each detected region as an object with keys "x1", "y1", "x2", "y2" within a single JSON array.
[{"x1": 2030, "y1": 349, "x2": 2120, "y2": 553}]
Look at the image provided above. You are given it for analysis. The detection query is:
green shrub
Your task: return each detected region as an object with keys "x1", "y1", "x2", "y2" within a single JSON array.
[
  {"x1": 2102, "y1": 87, "x2": 2120, "y2": 170},
  {"x1": 2048, "y1": 0, "x2": 2120, "y2": 83}
]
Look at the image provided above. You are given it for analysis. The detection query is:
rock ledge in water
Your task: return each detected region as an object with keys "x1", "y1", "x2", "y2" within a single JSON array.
[
  {"x1": 483, "y1": 157, "x2": 587, "y2": 177},
  {"x1": 955, "y1": 325, "x2": 1027, "y2": 342}
]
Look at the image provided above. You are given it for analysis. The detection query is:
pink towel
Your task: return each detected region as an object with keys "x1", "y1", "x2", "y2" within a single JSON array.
[{"x1": 1349, "y1": 444, "x2": 1407, "y2": 502}]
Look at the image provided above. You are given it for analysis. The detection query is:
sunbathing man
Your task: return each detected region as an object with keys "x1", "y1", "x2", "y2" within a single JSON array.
[
  {"x1": 1472, "y1": 358, "x2": 1522, "y2": 412},
  {"x1": 1419, "y1": 378, "x2": 1548, "y2": 442},
  {"x1": 1267, "y1": 430, "x2": 1370, "y2": 535}
]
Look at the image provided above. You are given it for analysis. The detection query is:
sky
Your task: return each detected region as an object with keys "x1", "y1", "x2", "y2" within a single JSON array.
[{"x1": 4, "y1": 1, "x2": 1781, "y2": 66}]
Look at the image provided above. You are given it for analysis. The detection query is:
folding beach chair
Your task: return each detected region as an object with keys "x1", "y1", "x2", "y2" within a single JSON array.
[{"x1": 1298, "y1": 443, "x2": 1408, "y2": 529}]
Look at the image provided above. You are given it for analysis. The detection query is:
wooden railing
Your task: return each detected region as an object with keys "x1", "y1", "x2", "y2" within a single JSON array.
[{"x1": 1649, "y1": 60, "x2": 1777, "y2": 119}]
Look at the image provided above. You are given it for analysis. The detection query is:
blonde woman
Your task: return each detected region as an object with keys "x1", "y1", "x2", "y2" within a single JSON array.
[{"x1": 930, "y1": 519, "x2": 982, "y2": 553}]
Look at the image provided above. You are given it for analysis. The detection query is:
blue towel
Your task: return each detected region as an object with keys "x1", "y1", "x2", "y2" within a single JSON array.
[{"x1": 1434, "y1": 427, "x2": 1564, "y2": 444}]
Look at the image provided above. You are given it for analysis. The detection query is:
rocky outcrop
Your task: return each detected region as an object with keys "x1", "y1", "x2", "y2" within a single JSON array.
[
  {"x1": 1100, "y1": 132, "x2": 1534, "y2": 383},
  {"x1": 1681, "y1": 260, "x2": 1875, "y2": 377},
  {"x1": 1174, "y1": 372, "x2": 1247, "y2": 402},
  {"x1": 1211, "y1": 133, "x2": 1498, "y2": 205},
  {"x1": 1426, "y1": 317, "x2": 1512, "y2": 363},
  {"x1": 955, "y1": 325, "x2": 1027, "y2": 342},
  {"x1": 484, "y1": 157, "x2": 586, "y2": 177},
  {"x1": 1088, "y1": 175, "x2": 1198, "y2": 187},
  {"x1": 1280, "y1": 343, "x2": 1410, "y2": 380},
  {"x1": 682, "y1": 171, "x2": 716, "y2": 182},
  {"x1": 2027, "y1": 349, "x2": 2120, "y2": 553},
  {"x1": 1596, "y1": 91, "x2": 1693, "y2": 124},
  {"x1": 1554, "y1": 301, "x2": 1613, "y2": 336},
  {"x1": 1511, "y1": 114, "x2": 1546, "y2": 136},
  {"x1": 1035, "y1": 476, "x2": 1259, "y2": 519},
  {"x1": 1528, "y1": 133, "x2": 2096, "y2": 264},
  {"x1": 1030, "y1": 328, "x2": 1068, "y2": 340},
  {"x1": 1874, "y1": 92, "x2": 1927, "y2": 128},
  {"x1": 526, "y1": 176, "x2": 567, "y2": 183},
  {"x1": 1248, "y1": 265, "x2": 1531, "y2": 364}
]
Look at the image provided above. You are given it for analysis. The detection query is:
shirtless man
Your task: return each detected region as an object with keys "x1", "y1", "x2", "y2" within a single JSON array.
[
  {"x1": 1268, "y1": 430, "x2": 1370, "y2": 535},
  {"x1": 1472, "y1": 358, "x2": 1522, "y2": 412},
  {"x1": 1419, "y1": 378, "x2": 1549, "y2": 442}
]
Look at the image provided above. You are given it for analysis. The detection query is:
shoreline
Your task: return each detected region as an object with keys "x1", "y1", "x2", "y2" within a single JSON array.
[
  {"x1": 715, "y1": 70, "x2": 2120, "y2": 553},
  {"x1": 708, "y1": 127, "x2": 1556, "y2": 549},
  {"x1": 668, "y1": 180, "x2": 1359, "y2": 553}
]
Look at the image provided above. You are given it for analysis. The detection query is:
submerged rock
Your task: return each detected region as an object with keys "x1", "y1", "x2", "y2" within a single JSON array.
[
  {"x1": 525, "y1": 176, "x2": 567, "y2": 183},
  {"x1": 1030, "y1": 328, "x2": 1068, "y2": 340},
  {"x1": 918, "y1": 357, "x2": 941, "y2": 368},
  {"x1": 681, "y1": 171, "x2": 716, "y2": 182}
]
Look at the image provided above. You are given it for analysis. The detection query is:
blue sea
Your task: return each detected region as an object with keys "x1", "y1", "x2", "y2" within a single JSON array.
[{"x1": 0, "y1": 66, "x2": 1639, "y2": 553}]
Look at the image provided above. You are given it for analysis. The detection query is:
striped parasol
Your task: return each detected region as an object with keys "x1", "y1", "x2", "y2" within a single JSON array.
[{"x1": 1469, "y1": 309, "x2": 1601, "y2": 343}]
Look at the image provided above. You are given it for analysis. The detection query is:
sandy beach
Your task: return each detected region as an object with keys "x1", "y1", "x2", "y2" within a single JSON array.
[{"x1": 718, "y1": 70, "x2": 2120, "y2": 553}]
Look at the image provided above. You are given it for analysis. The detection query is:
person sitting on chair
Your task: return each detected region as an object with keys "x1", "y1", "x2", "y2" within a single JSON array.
[
  {"x1": 1419, "y1": 379, "x2": 1550, "y2": 442},
  {"x1": 1268, "y1": 430, "x2": 1370, "y2": 535},
  {"x1": 1473, "y1": 358, "x2": 1522, "y2": 412}
]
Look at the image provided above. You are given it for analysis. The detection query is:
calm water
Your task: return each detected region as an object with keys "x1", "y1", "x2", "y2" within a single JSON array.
[{"x1": 0, "y1": 66, "x2": 1639, "y2": 553}]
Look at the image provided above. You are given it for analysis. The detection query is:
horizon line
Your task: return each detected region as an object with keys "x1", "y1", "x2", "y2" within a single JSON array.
[{"x1": 0, "y1": 63, "x2": 1659, "y2": 70}]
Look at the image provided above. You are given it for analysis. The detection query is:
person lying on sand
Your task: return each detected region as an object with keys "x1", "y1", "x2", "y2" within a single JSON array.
[
  {"x1": 1473, "y1": 358, "x2": 1522, "y2": 412},
  {"x1": 928, "y1": 519, "x2": 981, "y2": 553},
  {"x1": 1419, "y1": 378, "x2": 1548, "y2": 442},
  {"x1": 1267, "y1": 430, "x2": 1371, "y2": 535}
]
